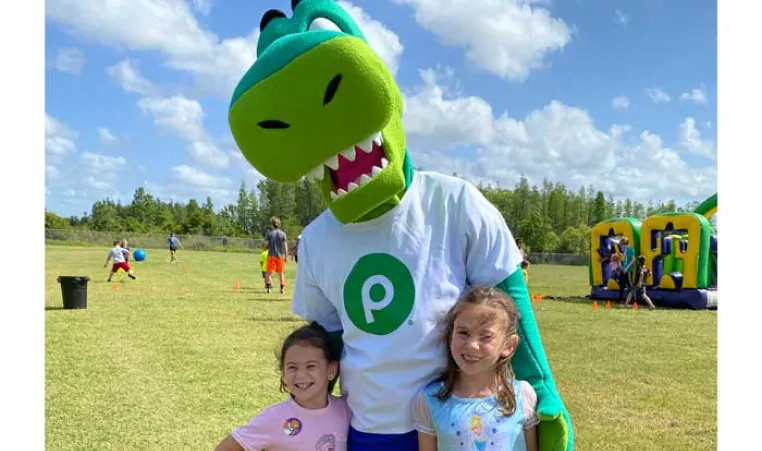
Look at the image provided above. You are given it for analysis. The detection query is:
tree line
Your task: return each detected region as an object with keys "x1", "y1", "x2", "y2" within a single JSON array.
[{"x1": 45, "y1": 174, "x2": 712, "y2": 254}]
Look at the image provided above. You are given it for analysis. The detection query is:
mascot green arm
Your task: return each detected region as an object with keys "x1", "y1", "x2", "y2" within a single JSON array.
[
  {"x1": 228, "y1": 1, "x2": 572, "y2": 449},
  {"x1": 495, "y1": 270, "x2": 573, "y2": 451}
]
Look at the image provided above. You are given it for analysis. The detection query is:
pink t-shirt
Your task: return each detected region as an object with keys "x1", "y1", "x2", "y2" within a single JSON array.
[{"x1": 231, "y1": 395, "x2": 351, "y2": 451}]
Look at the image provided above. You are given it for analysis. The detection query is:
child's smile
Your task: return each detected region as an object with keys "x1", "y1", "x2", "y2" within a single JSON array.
[{"x1": 282, "y1": 344, "x2": 337, "y2": 409}]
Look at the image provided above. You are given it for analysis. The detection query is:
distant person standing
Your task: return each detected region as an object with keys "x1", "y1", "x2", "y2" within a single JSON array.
[
  {"x1": 265, "y1": 217, "x2": 288, "y2": 294},
  {"x1": 168, "y1": 232, "x2": 183, "y2": 263},
  {"x1": 618, "y1": 237, "x2": 636, "y2": 304}
]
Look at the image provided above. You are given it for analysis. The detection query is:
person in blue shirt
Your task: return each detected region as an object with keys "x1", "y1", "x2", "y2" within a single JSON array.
[{"x1": 168, "y1": 233, "x2": 183, "y2": 263}]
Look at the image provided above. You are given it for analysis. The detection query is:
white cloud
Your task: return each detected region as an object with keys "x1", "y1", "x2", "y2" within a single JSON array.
[
  {"x1": 646, "y1": 88, "x2": 671, "y2": 103},
  {"x1": 81, "y1": 152, "x2": 127, "y2": 173},
  {"x1": 46, "y1": 165, "x2": 60, "y2": 180},
  {"x1": 402, "y1": 69, "x2": 716, "y2": 203},
  {"x1": 46, "y1": 152, "x2": 128, "y2": 201},
  {"x1": 107, "y1": 59, "x2": 155, "y2": 95},
  {"x1": 192, "y1": 0, "x2": 213, "y2": 15},
  {"x1": 48, "y1": 0, "x2": 258, "y2": 99},
  {"x1": 614, "y1": 10, "x2": 630, "y2": 26},
  {"x1": 391, "y1": 0, "x2": 572, "y2": 82},
  {"x1": 137, "y1": 94, "x2": 230, "y2": 168},
  {"x1": 680, "y1": 87, "x2": 708, "y2": 104},
  {"x1": 338, "y1": 1, "x2": 404, "y2": 75},
  {"x1": 79, "y1": 152, "x2": 127, "y2": 191},
  {"x1": 52, "y1": 47, "x2": 86, "y2": 75},
  {"x1": 678, "y1": 117, "x2": 715, "y2": 159},
  {"x1": 403, "y1": 69, "x2": 496, "y2": 149},
  {"x1": 143, "y1": 180, "x2": 236, "y2": 207},
  {"x1": 50, "y1": 0, "x2": 402, "y2": 98},
  {"x1": 45, "y1": 114, "x2": 78, "y2": 162},
  {"x1": 172, "y1": 165, "x2": 232, "y2": 189},
  {"x1": 137, "y1": 95, "x2": 205, "y2": 142},
  {"x1": 612, "y1": 96, "x2": 630, "y2": 109},
  {"x1": 97, "y1": 127, "x2": 117, "y2": 143}
]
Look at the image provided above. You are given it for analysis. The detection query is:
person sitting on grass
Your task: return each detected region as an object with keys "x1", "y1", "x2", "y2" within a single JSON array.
[
  {"x1": 624, "y1": 256, "x2": 656, "y2": 310},
  {"x1": 215, "y1": 323, "x2": 350, "y2": 451},
  {"x1": 104, "y1": 240, "x2": 136, "y2": 282}
]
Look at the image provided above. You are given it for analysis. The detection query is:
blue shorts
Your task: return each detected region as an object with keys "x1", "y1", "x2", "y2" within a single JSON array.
[{"x1": 348, "y1": 426, "x2": 418, "y2": 451}]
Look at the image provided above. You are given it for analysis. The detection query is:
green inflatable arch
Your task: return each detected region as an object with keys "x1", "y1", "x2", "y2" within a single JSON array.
[{"x1": 693, "y1": 193, "x2": 717, "y2": 221}]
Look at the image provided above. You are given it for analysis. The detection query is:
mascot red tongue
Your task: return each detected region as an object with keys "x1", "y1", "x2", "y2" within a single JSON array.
[
  {"x1": 227, "y1": 1, "x2": 573, "y2": 450},
  {"x1": 332, "y1": 143, "x2": 387, "y2": 195}
]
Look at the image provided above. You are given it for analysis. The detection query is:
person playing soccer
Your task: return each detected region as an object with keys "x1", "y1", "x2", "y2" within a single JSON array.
[
  {"x1": 168, "y1": 232, "x2": 183, "y2": 263},
  {"x1": 104, "y1": 240, "x2": 136, "y2": 281}
]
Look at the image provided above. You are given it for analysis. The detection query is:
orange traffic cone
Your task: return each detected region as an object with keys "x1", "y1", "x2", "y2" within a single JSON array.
[
  {"x1": 592, "y1": 301, "x2": 598, "y2": 310},
  {"x1": 605, "y1": 301, "x2": 611, "y2": 309},
  {"x1": 234, "y1": 279, "x2": 240, "y2": 292},
  {"x1": 633, "y1": 301, "x2": 639, "y2": 310},
  {"x1": 112, "y1": 283, "x2": 119, "y2": 290}
]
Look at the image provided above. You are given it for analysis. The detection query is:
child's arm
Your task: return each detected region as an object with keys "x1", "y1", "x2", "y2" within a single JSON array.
[
  {"x1": 214, "y1": 435, "x2": 245, "y2": 451},
  {"x1": 521, "y1": 380, "x2": 540, "y2": 451},
  {"x1": 412, "y1": 391, "x2": 437, "y2": 451},
  {"x1": 418, "y1": 431, "x2": 437, "y2": 451},
  {"x1": 216, "y1": 409, "x2": 271, "y2": 451},
  {"x1": 525, "y1": 425, "x2": 539, "y2": 451},
  {"x1": 103, "y1": 252, "x2": 111, "y2": 268}
]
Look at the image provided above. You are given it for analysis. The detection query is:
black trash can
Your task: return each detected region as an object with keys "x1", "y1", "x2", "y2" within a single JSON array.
[{"x1": 57, "y1": 276, "x2": 90, "y2": 310}]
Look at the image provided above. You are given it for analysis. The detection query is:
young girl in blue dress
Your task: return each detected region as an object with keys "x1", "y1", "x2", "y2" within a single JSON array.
[{"x1": 413, "y1": 287, "x2": 539, "y2": 451}]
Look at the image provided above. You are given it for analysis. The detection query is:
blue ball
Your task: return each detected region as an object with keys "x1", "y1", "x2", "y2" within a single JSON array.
[{"x1": 133, "y1": 249, "x2": 147, "y2": 262}]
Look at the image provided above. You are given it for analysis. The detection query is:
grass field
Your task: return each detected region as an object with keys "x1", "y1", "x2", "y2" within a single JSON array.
[{"x1": 45, "y1": 245, "x2": 717, "y2": 450}]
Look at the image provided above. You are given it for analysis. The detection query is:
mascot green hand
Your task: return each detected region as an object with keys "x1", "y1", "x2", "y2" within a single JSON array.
[{"x1": 228, "y1": 1, "x2": 573, "y2": 450}]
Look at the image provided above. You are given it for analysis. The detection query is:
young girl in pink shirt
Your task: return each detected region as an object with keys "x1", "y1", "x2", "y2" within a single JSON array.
[{"x1": 215, "y1": 324, "x2": 351, "y2": 451}]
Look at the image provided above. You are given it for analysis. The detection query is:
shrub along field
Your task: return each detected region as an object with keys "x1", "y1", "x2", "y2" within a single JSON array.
[{"x1": 45, "y1": 246, "x2": 716, "y2": 450}]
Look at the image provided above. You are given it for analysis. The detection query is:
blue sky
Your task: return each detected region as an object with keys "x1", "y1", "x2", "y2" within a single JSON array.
[{"x1": 44, "y1": 0, "x2": 717, "y2": 218}]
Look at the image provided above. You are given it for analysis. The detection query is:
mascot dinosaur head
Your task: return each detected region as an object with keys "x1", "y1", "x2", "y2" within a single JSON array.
[{"x1": 229, "y1": 0, "x2": 412, "y2": 224}]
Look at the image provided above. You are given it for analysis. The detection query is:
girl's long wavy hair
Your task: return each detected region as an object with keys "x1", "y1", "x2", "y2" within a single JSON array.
[{"x1": 435, "y1": 286, "x2": 521, "y2": 416}]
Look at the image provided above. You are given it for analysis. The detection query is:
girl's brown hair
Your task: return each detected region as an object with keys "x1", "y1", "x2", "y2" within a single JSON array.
[
  {"x1": 276, "y1": 323, "x2": 337, "y2": 394},
  {"x1": 435, "y1": 286, "x2": 520, "y2": 415}
]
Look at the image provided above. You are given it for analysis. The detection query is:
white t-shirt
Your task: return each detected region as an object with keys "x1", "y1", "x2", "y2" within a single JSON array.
[
  {"x1": 109, "y1": 247, "x2": 127, "y2": 264},
  {"x1": 292, "y1": 171, "x2": 524, "y2": 434}
]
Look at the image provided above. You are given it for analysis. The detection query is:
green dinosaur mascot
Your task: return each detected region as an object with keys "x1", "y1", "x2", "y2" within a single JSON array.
[{"x1": 228, "y1": 1, "x2": 573, "y2": 449}]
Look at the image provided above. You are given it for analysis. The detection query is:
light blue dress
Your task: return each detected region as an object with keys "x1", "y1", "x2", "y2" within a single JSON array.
[{"x1": 418, "y1": 380, "x2": 531, "y2": 451}]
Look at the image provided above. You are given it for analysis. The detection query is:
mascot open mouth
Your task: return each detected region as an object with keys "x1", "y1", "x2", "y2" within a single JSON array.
[{"x1": 304, "y1": 131, "x2": 388, "y2": 200}]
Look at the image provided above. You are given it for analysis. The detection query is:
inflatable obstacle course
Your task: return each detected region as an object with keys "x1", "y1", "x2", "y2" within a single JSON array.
[{"x1": 589, "y1": 193, "x2": 717, "y2": 309}]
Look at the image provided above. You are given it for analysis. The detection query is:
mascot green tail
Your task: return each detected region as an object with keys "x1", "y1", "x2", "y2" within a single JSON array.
[{"x1": 228, "y1": 1, "x2": 573, "y2": 449}]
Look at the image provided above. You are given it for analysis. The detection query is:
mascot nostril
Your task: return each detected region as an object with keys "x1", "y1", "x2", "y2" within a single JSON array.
[
  {"x1": 323, "y1": 74, "x2": 342, "y2": 105},
  {"x1": 257, "y1": 119, "x2": 290, "y2": 129}
]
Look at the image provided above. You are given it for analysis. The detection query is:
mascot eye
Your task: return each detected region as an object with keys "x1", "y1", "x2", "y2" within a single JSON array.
[{"x1": 308, "y1": 17, "x2": 342, "y2": 32}]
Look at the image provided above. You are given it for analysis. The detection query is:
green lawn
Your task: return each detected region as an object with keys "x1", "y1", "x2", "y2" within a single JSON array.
[{"x1": 45, "y1": 246, "x2": 717, "y2": 450}]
